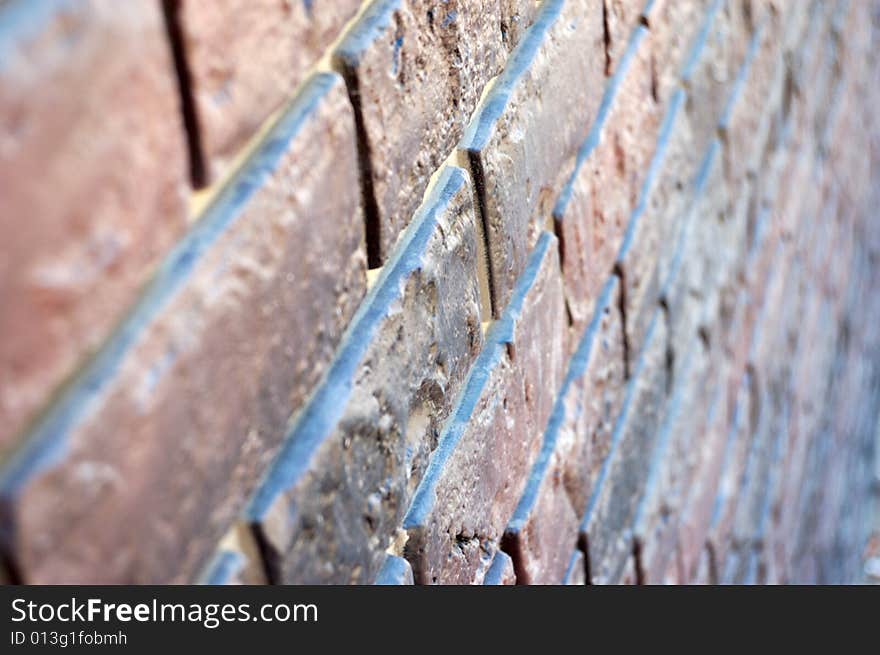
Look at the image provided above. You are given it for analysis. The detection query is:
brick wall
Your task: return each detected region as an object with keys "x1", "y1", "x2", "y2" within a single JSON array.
[{"x1": 1, "y1": 0, "x2": 877, "y2": 584}]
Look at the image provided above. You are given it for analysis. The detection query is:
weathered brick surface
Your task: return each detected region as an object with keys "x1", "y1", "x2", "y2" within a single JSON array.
[
  {"x1": 0, "y1": 73, "x2": 366, "y2": 584},
  {"x1": 403, "y1": 233, "x2": 566, "y2": 584},
  {"x1": 462, "y1": 0, "x2": 605, "y2": 313},
  {"x1": 581, "y1": 309, "x2": 669, "y2": 584},
  {"x1": 632, "y1": 343, "x2": 711, "y2": 583},
  {"x1": 1, "y1": 0, "x2": 877, "y2": 586},
  {"x1": 248, "y1": 166, "x2": 482, "y2": 584},
  {"x1": 175, "y1": 0, "x2": 363, "y2": 183},
  {"x1": 553, "y1": 25, "x2": 659, "y2": 331},
  {"x1": 335, "y1": 0, "x2": 537, "y2": 262},
  {"x1": 503, "y1": 276, "x2": 624, "y2": 584},
  {"x1": 0, "y1": 0, "x2": 189, "y2": 452}
]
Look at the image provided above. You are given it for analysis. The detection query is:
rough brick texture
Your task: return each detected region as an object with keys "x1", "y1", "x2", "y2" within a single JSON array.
[{"x1": 1, "y1": 0, "x2": 878, "y2": 585}]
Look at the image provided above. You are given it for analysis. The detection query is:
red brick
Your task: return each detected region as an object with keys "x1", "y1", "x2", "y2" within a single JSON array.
[
  {"x1": 176, "y1": 0, "x2": 363, "y2": 182},
  {"x1": 618, "y1": 91, "x2": 696, "y2": 369},
  {"x1": 646, "y1": 0, "x2": 714, "y2": 103},
  {"x1": 634, "y1": 343, "x2": 711, "y2": 584},
  {"x1": 0, "y1": 73, "x2": 366, "y2": 583},
  {"x1": 581, "y1": 308, "x2": 668, "y2": 584},
  {"x1": 463, "y1": 0, "x2": 605, "y2": 313},
  {"x1": 705, "y1": 371, "x2": 757, "y2": 567},
  {"x1": 249, "y1": 166, "x2": 484, "y2": 584},
  {"x1": 554, "y1": 25, "x2": 661, "y2": 331},
  {"x1": 0, "y1": 0, "x2": 188, "y2": 451},
  {"x1": 335, "y1": 0, "x2": 537, "y2": 262},
  {"x1": 403, "y1": 233, "x2": 567, "y2": 584}
]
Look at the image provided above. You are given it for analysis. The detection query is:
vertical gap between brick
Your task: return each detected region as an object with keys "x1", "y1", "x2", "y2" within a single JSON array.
[
  {"x1": 552, "y1": 218, "x2": 576, "y2": 328},
  {"x1": 578, "y1": 533, "x2": 592, "y2": 585},
  {"x1": 705, "y1": 541, "x2": 719, "y2": 584},
  {"x1": 161, "y1": 0, "x2": 207, "y2": 188},
  {"x1": 613, "y1": 264, "x2": 631, "y2": 379},
  {"x1": 632, "y1": 539, "x2": 646, "y2": 585},
  {"x1": 601, "y1": 0, "x2": 612, "y2": 76},
  {"x1": 500, "y1": 532, "x2": 527, "y2": 585},
  {"x1": 467, "y1": 150, "x2": 499, "y2": 319},
  {"x1": 659, "y1": 298, "x2": 674, "y2": 395},
  {"x1": 335, "y1": 56, "x2": 384, "y2": 270},
  {"x1": 248, "y1": 523, "x2": 282, "y2": 585},
  {"x1": 0, "y1": 551, "x2": 22, "y2": 585}
]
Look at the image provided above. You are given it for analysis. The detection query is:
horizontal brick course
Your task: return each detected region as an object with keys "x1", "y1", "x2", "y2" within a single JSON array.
[
  {"x1": 580, "y1": 309, "x2": 669, "y2": 584},
  {"x1": 503, "y1": 276, "x2": 624, "y2": 584}
]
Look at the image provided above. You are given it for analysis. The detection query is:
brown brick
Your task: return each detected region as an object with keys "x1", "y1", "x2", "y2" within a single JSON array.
[
  {"x1": 618, "y1": 90, "x2": 696, "y2": 369},
  {"x1": 175, "y1": 0, "x2": 363, "y2": 183},
  {"x1": 463, "y1": 0, "x2": 605, "y2": 313},
  {"x1": 503, "y1": 276, "x2": 625, "y2": 584},
  {"x1": 404, "y1": 233, "x2": 567, "y2": 584},
  {"x1": 720, "y1": 9, "x2": 786, "y2": 197},
  {"x1": 677, "y1": 374, "x2": 730, "y2": 578},
  {"x1": 633, "y1": 342, "x2": 711, "y2": 584},
  {"x1": 681, "y1": 0, "x2": 754, "y2": 156},
  {"x1": 554, "y1": 24, "x2": 661, "y2": 331},
  {"x1": 659, "y1": 141, "x2": 728, "y2": 373},
  {"x1": 249, "y1": 166, "x2": 483, "y2": 584},
  {"x1": 0, "y1": 73, "x2": 366, "y2": 583},
  {"x1": 646, "y1": 0, "x2": 714, "y2": 104},
  {"x1": 0, "y1": 0, "x2": 188, "y2": 451},
  {"x1": 335, "y1": 0, "x2": 536, "y2": 263},
  {"x1": 557, "y1": 278, "x2": 627, "y2": 518},
  {"x1": 581, "y1": 308, "x2": 669, "y2": 584},
  {"x1": 705, "y1": 371, "x2": 757, "y2": 567}
]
